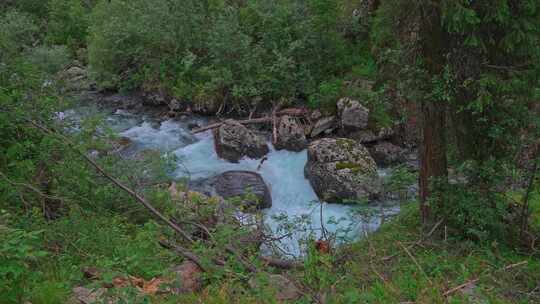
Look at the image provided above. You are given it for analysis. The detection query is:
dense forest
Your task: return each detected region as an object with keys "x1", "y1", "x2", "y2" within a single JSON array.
[{"x1": 1, "y1": 0, "x2": 539, "y2": 303}]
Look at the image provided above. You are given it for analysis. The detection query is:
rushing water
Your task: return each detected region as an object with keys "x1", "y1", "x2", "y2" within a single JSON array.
[{"x1": 65, "y1": 103, "x2": 400, "y2": 256}]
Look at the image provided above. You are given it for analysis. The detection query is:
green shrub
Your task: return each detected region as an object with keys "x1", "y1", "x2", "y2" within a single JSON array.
[
  {"x1": 26, "y1": 45, "x2": 71, "y2": 75},
  {"x1": 0, "y1": 223, "x2": 47, "y2": 303},
  {"x1": 308, "y1": 79, "x2": 343, "y2": 111},
  {"x1": 47, "y1": 0, "x2": 92, "y2": 52},
  {"x1": 4, "y1": 0, "x2": 50, "y2": 18},
  {"x1": 88, "y1": 0, "x2": 356, "y2": 108},
  {"x1": 0, "y1": 10, "x2": 38, "y2": 60}
]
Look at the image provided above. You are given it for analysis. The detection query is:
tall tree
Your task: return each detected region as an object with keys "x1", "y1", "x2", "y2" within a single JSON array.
[
  {"x1": 417, "y1": 1, "x2": 448, "y2": 222},
  {"x1": 373, "y1": 0, "x2": 539, "y2": 236}
]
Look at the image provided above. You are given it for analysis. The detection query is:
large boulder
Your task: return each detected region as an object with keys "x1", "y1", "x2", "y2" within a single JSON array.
[
  {"x1": 274, "y1": 115, "x2": 307, "y2": 151},
  {"x1": 337, "y1": 97, "x2": 369, "y2": 131},
  {"x1": 199, "y1": 171, "x2": 272, "y2": 210},
  {"x1": 304, "y1": 138, "x2": 380, "y2": 202},
  {"x1": 310, "y1": 116, "x2": 337, "y2": 138},
  {"x1": 213, "y1": 120, "x2": 269, "y2": 162},
  {"x1": 367, "y1": 141, "x2": 406, "y2": 166}
]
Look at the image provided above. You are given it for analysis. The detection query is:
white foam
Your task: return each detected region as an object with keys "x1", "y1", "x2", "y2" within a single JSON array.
[{"x1": 120, "y1": 120, "x2": 196, "y2": 152}]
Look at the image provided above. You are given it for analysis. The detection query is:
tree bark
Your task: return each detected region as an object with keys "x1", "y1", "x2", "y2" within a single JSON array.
[
  {"x1": 419, "y1": 101, "x2": 447, "y2": 221},
  {"x1": 418, "y1": 1, "x2": 448, "y2": 222}
]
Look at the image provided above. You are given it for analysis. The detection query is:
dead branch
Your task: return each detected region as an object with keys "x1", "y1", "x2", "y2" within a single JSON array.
[
  {"x1": 501, "y1": 260, "x2": 528, "y2": 271},
  {"x1": 398, "y1": 241, "x2": 434, "y2": 286},
  {"x1": 276, "y1": 108, "x2": 309, "y2": 116},
  {"x1": 0, "y1": 171, "x2": 67, "y2": 202},
  {"x1": 158, "y1": 239, "x2": 212, "y2": 271},
  {"x1": 192, "y1": 117, "x2": 272, "y2": 134},
  {"x1": 382, "y1": 219, "x2": 443, "y2": 261},
  {"x1": 260, "y1": 256, "x2": 303, "y2": 270},
  {"x1": 191, "y1": 106, "x2": 308, "y2": 134},
  {"x1": 443, "y1": 278, "x2": 479, "y2": 297},
  {"x1": 443, "y1": 259, "x2": 528, "y2": 297}
]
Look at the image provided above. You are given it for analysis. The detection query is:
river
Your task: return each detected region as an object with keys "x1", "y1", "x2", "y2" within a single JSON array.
[{"x1": 65, "y1": 100, "x2": 401, "y2": 256}]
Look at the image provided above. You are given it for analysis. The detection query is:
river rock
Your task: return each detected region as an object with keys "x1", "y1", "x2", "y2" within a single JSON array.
[
  {"x1": 274, "y1": 115, "x2": 307, "y2": 151},
  {"x1": 304, "y1": 138, "x2": 380, "y2": 202},
  {"x1": 310, "y1": 116, "x2": 336, "y2": 137},
  {"x1": 64, "y1": 66, "x2": 86, "y2": 78},
  {"x1": 349, "y1": 127, "x2": 394, "y2": 144},
  {"x1": 368, "y1": 141, "x2": 406, "y2": 166},
  {"x1": 213, "y1": 119, "x2": 269, "y2": 162},
  {"x1": 212, "y1": 171, "x2": 272, "y2": 210},
  {"x1": 61, "y1": 66, "x2": 94, "y2": 91},
  {"x1": 168, "y1": 98, "x2": 182, "y2": 112},
  {"x1": 310, "y1": 109, "x2": 323, "y2": 120},
  {"x1": 337, "y1": 97, "x2": 369, "y2": 130},
  {"x1": 142, "y1": 91, "x2": 167, "y2": 106}
]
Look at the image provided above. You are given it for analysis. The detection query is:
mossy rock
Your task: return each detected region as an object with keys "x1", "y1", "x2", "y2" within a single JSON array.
[{"x1": 305, "y1": 138, "x2": 381, "y2": 203}]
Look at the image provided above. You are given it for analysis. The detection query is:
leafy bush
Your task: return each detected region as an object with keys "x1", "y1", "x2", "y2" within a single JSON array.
[
  {"x1": 308, "y1": 79, "x2": 343, "y2": 111},
  {"x1": 0, "y1": 10, "x2": 38, "y2": 60},
  {"x1": 26, "y1": 45, "x2": 71, "y2": 75},
  {"x1": 0, "y1": 222, "x2": 47, "y2": 303},
  {"x1": 3, "y1": 0, "x2": 50, "y2": 18},
  {"x1": 47, "y1": 0, "x2": 93, "y2": 52},
  {"x1": 88, "y1": 0, "x2": 357, "y2": 108},
  {"x1": 430, "y1": 160, "x2": 516, "y2": 242}
]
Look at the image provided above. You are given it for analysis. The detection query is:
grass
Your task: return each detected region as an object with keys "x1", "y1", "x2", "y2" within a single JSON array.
[
  {"x1": 327, "y1": 204, "x2": 540, "y2": 304},
  {"x1": 3, "y1": 202, "x2": 539, "y2": 303}
]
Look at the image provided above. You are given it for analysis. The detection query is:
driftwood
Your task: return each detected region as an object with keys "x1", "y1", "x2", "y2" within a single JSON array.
[
  {"x1": 192, "y1": 117, "x2": 272, "y2": 134},
  {"x1": 443, "y1": 278, "x2": 479, "y2": 297},
  {"x1": 191, "y1": 107, "x2": 309, "y2": 134},
  {"x1": 277, "y1": 108, "x2": 309, "y2": 117}
]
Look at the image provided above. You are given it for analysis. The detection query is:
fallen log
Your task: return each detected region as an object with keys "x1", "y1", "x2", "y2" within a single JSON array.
[
  {"x1": 191, "y1": 107, "x2": 308, "y2": 134},
  {"x1": 277, "y1": 108, "x2": 309, "y2": 117},
  {"x1": 192, "y1": 117, "x2": 272, "y2": 134}
]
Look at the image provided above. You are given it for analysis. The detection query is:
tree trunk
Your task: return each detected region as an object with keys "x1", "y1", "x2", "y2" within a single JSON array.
[
  {"x1": 419, "y1": 101, "x2": 447, "y2": 221},
  {"x1": 418, "y1": 1, "x2": 448, "y2": 223}
]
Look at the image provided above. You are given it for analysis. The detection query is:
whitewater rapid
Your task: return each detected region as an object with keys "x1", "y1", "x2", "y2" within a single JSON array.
[
  {"x1": 65, "y1": 104, "x2": 399, "y2": 255},
  {"x1": 118, "y1": 117, "x2": 398, "y2": 255}
]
